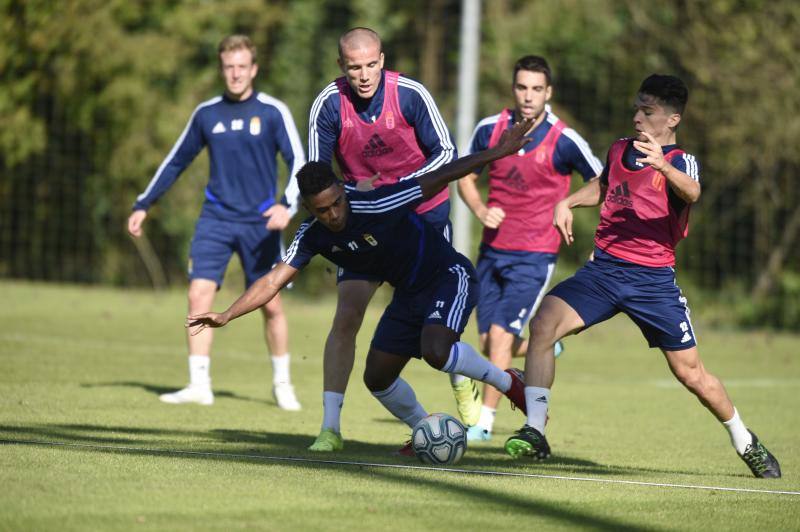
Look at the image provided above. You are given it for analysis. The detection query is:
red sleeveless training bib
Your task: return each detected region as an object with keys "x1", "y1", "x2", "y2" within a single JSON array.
[
  {"x1": 594, "y1": 139, "x2": 690, "y2": 267},
  {"x1": 334, "y1": 71, "x2": 448, "y2": 214},
  {"x1": 483, "y1": 109, "x2": 568, "y2": 253}
]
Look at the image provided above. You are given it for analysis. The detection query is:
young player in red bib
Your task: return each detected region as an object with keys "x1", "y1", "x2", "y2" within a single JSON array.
[
  {"x1": 458, "y1": 56, "x2": 602, "y2": 441},
  {"x1": 306, "y1": 28, "x2": 466, "y2": 451},
  {"x1": 504, "y1": 74, "x2": 781, "y2": 478}
]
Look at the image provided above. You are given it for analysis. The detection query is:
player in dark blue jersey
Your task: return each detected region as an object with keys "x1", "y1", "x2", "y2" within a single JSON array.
[
  {"x1": 187, "y1": 118, "x2": 536, "y2": 453},
  {"x1": 128, "y1": 35, "x2": 305, "y2": 410},
  {"x1": 306, "y1": 28, "x2": 462, "y2": 452}
]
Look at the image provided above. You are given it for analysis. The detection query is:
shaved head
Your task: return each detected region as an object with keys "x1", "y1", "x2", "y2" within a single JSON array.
[{"x1": 338, "y1": 27, "x2": 382, "y2": 59}]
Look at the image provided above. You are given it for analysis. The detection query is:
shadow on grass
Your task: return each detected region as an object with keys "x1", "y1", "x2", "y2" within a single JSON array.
[
  {"x1": 0, "y1": 423, "x2": 667, "y2": 531},
  {"x1": 0, "y1": 422, "x2": 729, "y2": 479},
  {"x1": 335, "y1": 463, "x2": 661, "y2": 531},
  {"x1": 80, "y1": 381, "x2": 273, "y2": 405}
]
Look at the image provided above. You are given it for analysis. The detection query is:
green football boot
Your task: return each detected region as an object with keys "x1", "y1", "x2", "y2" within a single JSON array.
[
  {"x1": 451, "y1": 378, "x2": 481, "y2": 426},
  {"x1": 739, "y1": 430, "x2": 781, "y2": 478},
  {"x1": 308, "y1": 428, "x2": 344, "y2": 452},
  {"x1": 505, "y1": 424, "x2": 551, "y2": 459}
]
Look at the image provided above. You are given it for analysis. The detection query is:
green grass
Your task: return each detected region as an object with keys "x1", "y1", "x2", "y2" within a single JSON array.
[{"x1": 1, "y1": 280, "x2": 799, "y2": 531}]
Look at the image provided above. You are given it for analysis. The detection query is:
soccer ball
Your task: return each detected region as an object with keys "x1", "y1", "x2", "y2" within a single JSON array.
[{"x1": 411, "y1": 413, "x2": 467, "y2": 465}]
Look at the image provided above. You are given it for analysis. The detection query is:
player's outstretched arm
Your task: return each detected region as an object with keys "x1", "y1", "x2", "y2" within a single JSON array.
[
  {"x1": 186, "y1": 262, "x2": 298, "y2": 334},
  {"x1": 416, "y1": 118, "x2": 533, "y2": 199},
  {"x1": 553, "y1": 178, "x2": 606, "y2": 245}
]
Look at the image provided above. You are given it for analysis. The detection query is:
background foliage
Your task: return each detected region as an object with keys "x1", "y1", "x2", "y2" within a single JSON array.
[{"x1": 1, "y1": 0, "x2": 798, "y2": 327}]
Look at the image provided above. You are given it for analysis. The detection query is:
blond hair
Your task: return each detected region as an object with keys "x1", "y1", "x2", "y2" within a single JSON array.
[{"x1": 218, "y1": 34, "x2": 257, "y2": 63}]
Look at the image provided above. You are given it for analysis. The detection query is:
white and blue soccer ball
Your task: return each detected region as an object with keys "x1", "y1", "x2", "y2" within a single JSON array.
[{"x1": 412, "y1": 413, "x2": 467, "y2": 465}]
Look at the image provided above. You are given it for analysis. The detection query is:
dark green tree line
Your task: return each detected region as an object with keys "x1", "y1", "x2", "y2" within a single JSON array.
[{"x1": 1, "y1": 0, "x2": 797, "y2": 327}]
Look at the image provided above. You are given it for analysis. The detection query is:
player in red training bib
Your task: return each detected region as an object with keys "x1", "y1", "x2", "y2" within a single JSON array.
[
  {"x1": 505, "y1": 74, "x2": 781, "y2": 479},
  {"x1": 306, "y1": 28, "x2": 458, "y2": 452},
  {"x1": 457, "y1": 56, "x2": 602, "y2": 441}
]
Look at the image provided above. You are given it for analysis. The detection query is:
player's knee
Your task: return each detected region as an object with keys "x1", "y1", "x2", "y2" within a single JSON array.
[
  {"x1": 420, "y1": 341, "x2": 451, "y2": 370},
  {"x1": 486, "y1": 326, "x2": 512, "y2": 352},
  {"x1": 421, "y1": 349, "x2": 449, "y2": 370},
  {"x1": 261, "y1": 298, "x2": 284, "y2": 320},
  {"x1": 188, "y1": 283, "x2": 215, "y2": 307},
  {"x1": 529, "y1": 312, "x2": 558, "y2": 345},
  {"x1": 421, "y1": 326, "x2": 459, "y2": 370},
  {"x1": 674, "y1": 365, "x2": 704, "y2": 393},
  {"x1": 363, "y1": 366, "x2": 392, "y2": 392}
]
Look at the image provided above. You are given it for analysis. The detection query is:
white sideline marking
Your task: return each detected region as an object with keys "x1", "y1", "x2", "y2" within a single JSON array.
[{"x1": 2, "y1": 439, "x2": 798, "y2": 497}]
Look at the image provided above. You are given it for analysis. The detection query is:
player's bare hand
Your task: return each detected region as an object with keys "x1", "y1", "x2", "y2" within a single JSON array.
[
  {"x1": 186, "y1": 312, "x2": 229, "y2": 335},
  {"x1": 127, "y1": 209, "x2": 147, "y2": 238},
  {"x1": 356, "y1": 173, "x2": 381, "y2": 192},
  {"x1": 479, "y1": 206, "x2": 506, "y2": 229},
  {"x1": 633, "y1": 132, "x2": 667, "y2": 171},
  {"x1": 553, "y1": 200, "x2": 575, "y2": 245},
  {"x1": 494, "y1": 117, "x2": 534, "y2": 157},
  {"x1": 263, "y1": 204, "x2": 291, "y2": 231}
]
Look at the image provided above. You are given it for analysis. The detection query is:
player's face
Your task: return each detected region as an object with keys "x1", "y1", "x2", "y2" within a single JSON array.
[
  {"x1": 338, "y1": 44, "x2": 385, "y2": 99},
  {"x1": 513, "y1": 70, "x2": 552, "y2": 121},
  {"x1": 220, "y1": 49, "x2": 257, "y2": 101},
  {"x1": 632, "y1": 93, "x2": 681, "y2": 142},
  {"x1": 305, "y1": 184, "x2": 349, "y2": 232}
]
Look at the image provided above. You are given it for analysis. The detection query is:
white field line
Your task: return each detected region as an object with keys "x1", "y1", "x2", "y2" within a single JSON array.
[{"x1": 2, "y1": 438, "x2": 798, "y2": 497}]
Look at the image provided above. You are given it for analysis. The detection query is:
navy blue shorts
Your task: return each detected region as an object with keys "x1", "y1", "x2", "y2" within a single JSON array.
[
  {"x1": 476, "y1": 246, "x2": 557, "y2": 337},
  {"x1": 337, "y1": 200, "x2": 452, "y2": 284},
  {"x1": 371, "y1": 254, "x2": 477, "y2": 358},
  {"x1": 189, "y1": 216, "x2": 282, "y2": 288},
  {"x1": 548, "y1": 248, "x2": 696, "y2": 350}
]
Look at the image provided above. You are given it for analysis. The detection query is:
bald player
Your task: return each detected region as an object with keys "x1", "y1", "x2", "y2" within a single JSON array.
[{"x1": 306, "y1": 27, "x2": 468, "y2": 452}]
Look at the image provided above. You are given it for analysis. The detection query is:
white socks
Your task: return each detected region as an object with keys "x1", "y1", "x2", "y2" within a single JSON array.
[
  {"x1": 322, "y1": 391, "x2": 344, "y2": 434},
  {"x1": 723, "y1": 407, "x2": 753, "y2": 455},
  {"x1": 271, "y1": 353, "x2": 291, "y2": 385},
  {"x1": 372, "y1": 378, "x2": 428, "y2": 428},
  {"x1": 188, "y1": 354, "x2": 211, "y2": 388},
  {"x1": 477, "y1": 405, "x2": 496, "y2": 432},
  {"x1": 188, "y1": 353, "x2": 293, "y2": 390},
  {"x1": 442, "y1": 342, "x2": 511, "y2": 392},
  {"x1": 524, "y1": 386, "x2": 550, "y2": 433}
]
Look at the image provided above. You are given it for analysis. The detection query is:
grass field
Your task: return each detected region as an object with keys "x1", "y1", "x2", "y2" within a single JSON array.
[{"x1": 2, "y1": 280, "x2": 799, "y2": 531}]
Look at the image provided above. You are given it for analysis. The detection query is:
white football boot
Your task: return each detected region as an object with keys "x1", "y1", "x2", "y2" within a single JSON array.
[
  {"x1": 272, "y1": 383, "x2": 302, "y2": 411},
  {"x1": 159, "y1": 385, "x2": 214, "y2": 405}
]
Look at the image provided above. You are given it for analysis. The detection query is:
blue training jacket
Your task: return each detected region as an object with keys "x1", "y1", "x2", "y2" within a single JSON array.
[{"x1": 134, "y1": 91, "x2": 305, "y2": 223}]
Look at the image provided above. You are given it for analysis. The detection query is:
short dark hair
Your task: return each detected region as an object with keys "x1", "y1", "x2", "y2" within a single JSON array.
[
  {"x1": 297, "y1": 162, "x2": 341, "y2": 198},
  {"x1": 513, "y1": 55, "x2": 551, "y2": 85},
  {"x1": 638, "y1": 74, "x2": 688, "y2": 114}
]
